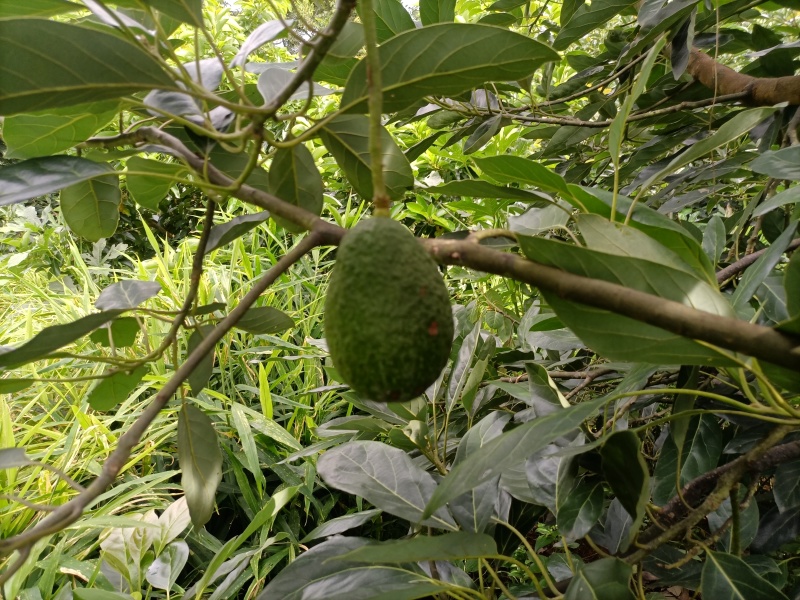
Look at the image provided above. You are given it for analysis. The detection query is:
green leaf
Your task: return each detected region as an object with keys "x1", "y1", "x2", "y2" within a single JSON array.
[
  {"x1": 301, "y1": 509, "x2": 383, "y2": 543},
  {"x1": 753, "y1": 186, "x2": 800, "y2": 217},
  {"x1": 774, "y1": 458, "x2": 800, "y2": 511},
  {"x1": 87, "y1": 366, "x2": 149, "y2": 411},
  {"x1": 341, "y1": 24, "x2": 559, "y2": 113},
  {"x1": 751, "y1": 146, "x2": 800, "y2": 180},
  {"x1": 60, "y1": 175, "x2": 121, "y2": 241},
  {"x1": 205, "y1": 211, "x2": 271, "y2": 254},
  {"x1": 464, "y1": 115, "x2": 504, "y2": 154},
  {"x1": 256, "y1": 537, "x2": 442, "y2": 600},
  {"x1": 600, "y1": 430, "x2": 649, "y2": 547},
  {"x1": 145, "y1": 540, "x2": 189, "y2": 591},
  {"x1": 0, "y1": 309, "x2": 127, "y2": 369},
  {"x1": 73, "y1": 591, "x2": 133, "y2": 600},
  {"x1": 362, "y1": 0, "x2": 415, "y2": 42},
  {"x1": 126, "y1": 157, "x2": 188, "y2": 211},
  {"x1": 475, "y1": 155, "x2": 574, "y2": 199},
  {"x1": 96, "y1": 280, "x2": 162, "y2": 310},
  {"x1": 178, "y1": 404, "x2": 223, "y2": 528},
  {"x1": 636, "y1": 107, "x2": 778, "y2": 192},
  {"x1": 0, "y1": 0, "x2": 82, "y2": 19},
  {"x1": 555, "y1": 0, "x2": 638, "y2": 50},
  {"x1": 517, "y1": 235, "x2": 735, "y2": 365},
  {"x1": 231, "y1": 20, "x2": 293, "y2": 67},
  {"x1": 3, "y1": 101, "x2": 120, "y2": 159},
  {"x1": 256, "y1": 67, "x2": 334, "y2": 105},
  {"x1": 0, "y1": 379, "x2": 33, "y2": 394},
  {"x1": 564, "y1": 557, "x2": 635, "y2": 600},
  {"x1": 89, "y1": 317, "x2": 141, "y2": 348},
  {"x1": 557, "y1": 477, "x2": 604, "y2": 540},
  {"x1": 420, "y1": 0, "x2": 455, "y2": 24},
  {"x1": 268, "y1": 144, "x2": 324, "y2": 232},
  {"x1": 0, "y1": 19, "x2": 174, "y2": 115},
  {"x1": 235, "y1": 307, "x2": 295, "y2": 335},
  {"x1": 338, "y1": 532, "x2": 497, "y2": 563},
  {"x1": 318, "y1": 441, "x2": 458, "y2": 530},
  {"x1": 319, "y1": 114, "x2": 413, "y2": 201},
  {"x1": 424, "y1": 394, "x2": 608, "y2": 516},
  {"x1": 425, "y1": 179, "x2": 547, "y2": 201},
  {"x1": 0, "y1": 448, "x2": 33, "y2": 468},
  {"x1": 186, "y1": 325, "x2": 215, "y2": 396},
  {"x1": 0, "y1": 157, "x2": 114, "y2": 206},
  {"x1": 701, "y1": 551, "x2": 789, "y2": 600}
]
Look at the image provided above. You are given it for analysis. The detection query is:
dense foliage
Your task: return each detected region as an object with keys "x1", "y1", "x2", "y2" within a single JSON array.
[{"x1": 0, "y1": 0, "x2": 799, "y2": 598}]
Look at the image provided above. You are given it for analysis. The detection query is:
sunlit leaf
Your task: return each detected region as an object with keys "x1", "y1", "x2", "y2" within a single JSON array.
[
  {"x1": 86, "y1": 366, "x2": 148, "y2": 411},
  {"x1": 0, "y1": 157, "x2": 114, "y2": 206},
  {"x1": 60, "y1": 175, "x2": 121, "y2": 241}
]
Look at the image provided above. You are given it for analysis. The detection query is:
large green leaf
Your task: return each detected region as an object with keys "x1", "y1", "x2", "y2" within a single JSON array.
[
  {"x1": 178, "y1": 404, "x2": 223, "y2": 528},
  {"x1": 126, "y1": 157, "x2": 188, "y2": 211},
  {"x1": 0, "y1": 0, "x2": 81, "y2": 18},
  {"x1": 517, "y1": 234, "x2": 735, "y2": 365},
  {"x1": 474, "y1": 155, "x2": 575, "y2": 199},
  {"x1": 268, "y1": 144, "x2": 324, "y2": 232},
  {"x1": 425, "y1": 179, "x2": 548, "y2": 201},
  {"x1": 701, "y1": 551, "x2": 789, "y2": 600},
  {"x1": 3, "y1": 101, "x2": 120, "y2": 159},
  {"x1": 564, "y1": 558, "x2": 635, "y2": 600},
  {"x1": 361, "y1": 0, "x2": 415, "y2": 42},
  {"x1": 318, "y1": 441, "x2": 458, "y2": 530},
  {"x1": 187, "y1": 325, "x2": 215, "y2": 396},
  {"x1": 0, "y1": 157, "x2": 115, "y2": 206},
  {"x1": 60, "y1": 175, "x2": 121, "y2": 241},
  {"x1": 319, "y1": 115, "x2": 413, "y2": 201},
  {"x1": 0, "y1": 309, "x2": 127, "y2": 369},
  {"x1": 338, "y1": 532, "x2": 497, "y2": 563},
  {"x1": 751, "y1": 146, "x2": 800, "y2": 180},
  {"x1": 256, "y1": 537, "x2": 442, "y2": 600},
  {"x1": 96, "y1": 280, "x2": 162, "y2": 310},
  {"x1": 235, "y1": 307, "x2": 295, "y2": 335},
  {"x1": 341, "y1": 24, "x2": 559, "y2": 113},
  {"x1": 204, "y1": 212, "x2": 271, "y2": 254},
  {"x1": 556, "y1": 476, "x2": 604, "y2": 540},
  {"x1": 555, "y1": 0, "x2": 638, "y2": 50},
  {"x1": 139, "y1": 0, "x2": 202, "y2": 25},
  {"x1": 600, "y1": 430, "x2": 649, "y2": 548},
  {"x1": 0, "y1": 19, "x2": 174, "y2": 115},
  {"x1": 424, "y1": 394, "x2": 608, "y2": 516}
]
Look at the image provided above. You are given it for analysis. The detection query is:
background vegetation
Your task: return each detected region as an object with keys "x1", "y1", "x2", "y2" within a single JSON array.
[{"x1": 0, "y1": 0, "x2": 799, "y2": 598}]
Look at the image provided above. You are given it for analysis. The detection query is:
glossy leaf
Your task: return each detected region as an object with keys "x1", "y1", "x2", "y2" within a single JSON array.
[
  {"x1": 145, "y1": 540, "x2": 189, "y2": 591},
  {"x1": 338, "y1": 532, "x2": 497, "y2": 563},
  {"x1": 751, "y1": 146, "x2": 800, "y2": 180},
  {"x1": 187, "y1": 325, "x2": 216, "y2": 396},
  {"x1": 362, "y1": 0, "x2": 415, "y2": 42},
  {"x1": 341, "y1": 24, "x2": 559, "y2": 113},
  {"x1": 774, "y1": 458, "x2": 800, "y2": 511},
  {"x1": 205, "y1": 211, "x2": 271, "y2": 254},
  {"x1": 60, "y1": 175, "x2": 120, "y2": 241},
  {"x1": 235, "y1": 307, "x2": 295, "y2": 335},
  {"x1": 3, "y1": 101, "x2": 120, "y2": 159},
  {"x1": 301, "y1": 509, "x2": 382, "y2": 543},
  {"x1": 256, "y1": 537, "x2": 441, "y2": 600},
  {"x1": 268, "y1": 144, "x2": 324, "y2": 232},
  {"x1": 555, "y1": 0, "x2": 638, "y2": 50},
  {"x1": 178, "y1": 404, "x2": 223, "y2": 527},
  {"x1": 126, "y1": 157, "x2": 187, "y2": 211},
  {"x1": 231, "y1": 20, "x2": 293, "y2": 67},
  {"x1": 564, "y1": 557, "x2": 635, "y2": 600},
  {"x1": 0, "y1": 309, "x2": 126, "y2": 369},
  {"x1": 256, "y1": 68, "x2": 334, "y2": 106},
  {"x1": 319, "y1": 115, "x2": 413, "y2": 201},
  {"x1": 753, "y1": 186, "x2": 800, "y2": 217},
  {"x1": 86, "y1": 366, "x2": 148, "y2": 411},
  {"x1": 0, "y1": 157, "x2": 115, "y2": 206},
  {"x1": 96, "y1": 280, "x2": 162, "y2": 310},
  {"x1": 557, "y1": 477, "x2": 604, "y2": 540},
  {"x1": 475, "y1": 155, "x2": 574, "y2": 199},
  {"x1": 318, "y1": 441, "x2": 457, "y2": 530},
  {"x1": 701, "y1": 551, "x2": 789, "y2": 600},
  {"x1": 0, "y1": 19, "x2": 173, "y2": 115},
  {"x1": 425, "y1": 179, "x2": 547, "y2": 201},
  {"x1": 424, "y1": 394, "x2": 608, "y2": 516}
]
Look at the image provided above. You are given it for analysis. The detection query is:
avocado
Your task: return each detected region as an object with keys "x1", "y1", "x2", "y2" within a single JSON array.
[{"x1": 324, "y1": 217, "x2": 454, "y2": 402}]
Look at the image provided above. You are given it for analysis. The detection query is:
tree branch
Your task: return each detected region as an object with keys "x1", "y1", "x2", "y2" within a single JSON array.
[{"x1": 716, "y1": 237, "x2": 800, "y2": 283}]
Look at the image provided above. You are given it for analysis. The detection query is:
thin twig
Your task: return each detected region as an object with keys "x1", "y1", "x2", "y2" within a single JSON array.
[{"x1": 716, "y1": 237, "x2": 800, "y2": 283}]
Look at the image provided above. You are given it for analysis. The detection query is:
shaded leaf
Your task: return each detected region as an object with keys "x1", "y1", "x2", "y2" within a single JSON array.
[
  {"x1": 420, "y1": 0, "x2": 455, "y2": 24},
  {"x1": 0, "y1": 309, "x2": 126, "y2": 369},
  {"x1": 0, "y1": 448, "x2": 33, "y2": 469},
  {"x1": 0, "y1": 19, "x2": 173, "y2": 115},
  {"x1": 205, "y1": 211, "x2": 271, "y2": 254},
  {"x1": 555, "y1": 0, "x2": 638, "y2": 50},
  {"x1": 126, "y1": 157, "x2": 187, "y2": 210},
  {"x1": 701, "y1": 551, "x2": 789, "y2": 600},
  {"x1": 363, "y1": 0, "x2": 415, "y2": 42},
  {"x1": 96, "y1": 280, "x2": 162, "y2": 310},
  {"x1": 301, "y1": 509, "x2": 383, "y2": 543},
  {"x1": 318, "y1": 441, "x2": 457, "y2": 530},
  {"x1": 187, "y1": 325, "x2": 215, "y2": 396},
  {"x1": 0, "y1": 156, "x2": 114, "y2": 206},
  {"x1": 557, "y1": 477, "x2": 604, "y2": 540},
  {"x1": 341, "y1": 24, "x2": 559, "y2": 113},
  {"x1": 87, "y1": 366, "x2": 148, "y2": 411},
  {"x1": 256, "y1": 67, "x2": 334, "y2": 106},
  {"x1": 425, "y1": 179, "x2": 548, "y2": 201},
  {"x1": 601, "y1": 430, "x2": 649, "y2": 535},
  {"x1": 235, "y1": 306, "x2": 295, "y2": 335},
  {"x1": 89, "y1": 317, "x2": 140, "y2": 348},
  {"x1": 338, "y1": 532, "x2": 497, "y2": 563},
  {"x1": 319, "y1": 114, "x2": 413, "y2": 201},
  {"x1": 752, "y1": 146, "x2": 800, "y2": 180},
  {"x1": 178, "y1": 404, "x2": 223, "y2": 527},
  {"x1": 424, "y1": 394, "x2": 608, "y2": 516},
  {"x1": 268, "y1": 144, "x2": 324, "y2": 232},
  {"x1": 140, "y1": 0, "x2": 202, "y2": 25},
  {"x1": 564, "y1": 557, "x2": 635, "y2": 600},
  {"x1": 60, "y1": 175, "x2": 121, "y2": 241},
  {"x1": 774, "y1": 458, "x2": 800, "y2": 512},
  {"x1": 0, "y1": 0, "x2": 82, "y2": 18}
]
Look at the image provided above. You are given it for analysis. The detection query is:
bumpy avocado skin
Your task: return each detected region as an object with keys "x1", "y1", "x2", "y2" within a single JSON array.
[{"x1": 325, "y1": 218, "x2": 454, "y2": 402}]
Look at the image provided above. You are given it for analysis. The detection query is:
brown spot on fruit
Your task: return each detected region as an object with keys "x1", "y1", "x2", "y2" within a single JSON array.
[{"x1": 428, "y1": 321, "x2": 439, "y2": 336}]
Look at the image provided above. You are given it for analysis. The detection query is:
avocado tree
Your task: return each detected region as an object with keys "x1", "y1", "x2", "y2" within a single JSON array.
[{"x1": 0, "y1": 0, "x2": 799, "y2": 597}]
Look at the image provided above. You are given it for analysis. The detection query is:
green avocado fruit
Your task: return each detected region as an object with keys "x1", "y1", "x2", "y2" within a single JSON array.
[{"x1": 324, "y1": 217, "x2": 454, "y2": 402}]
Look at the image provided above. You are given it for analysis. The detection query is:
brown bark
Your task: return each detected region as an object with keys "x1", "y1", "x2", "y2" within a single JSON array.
[{"x1": 687, "y1": 48, "x2": 800, "y2": 105}]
